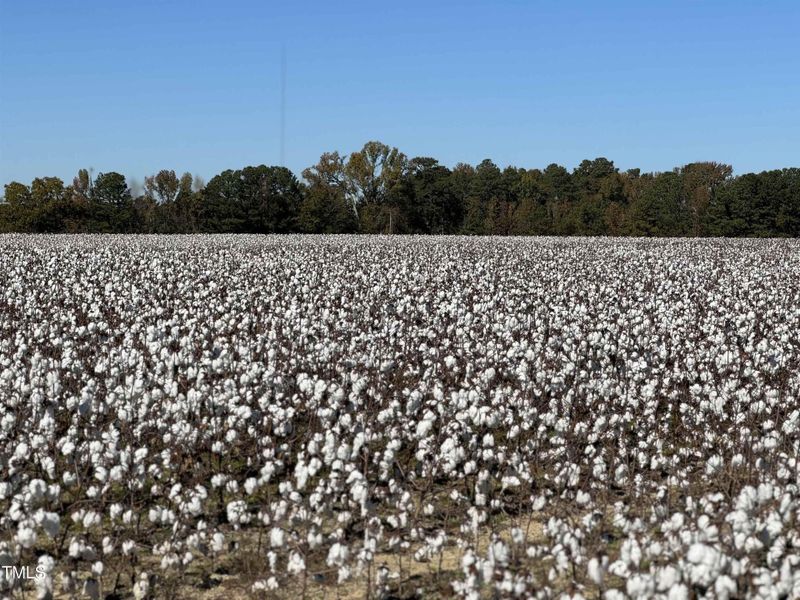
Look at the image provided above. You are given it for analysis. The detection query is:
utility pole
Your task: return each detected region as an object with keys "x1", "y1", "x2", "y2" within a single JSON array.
[{"x1": 280, "y1": 45, "x2": 286, "y2": 167}]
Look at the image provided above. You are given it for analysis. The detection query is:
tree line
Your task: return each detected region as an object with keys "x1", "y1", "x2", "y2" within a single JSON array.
[{"x1": 2, "y1": 141, "x2": 799, "y2": 236}]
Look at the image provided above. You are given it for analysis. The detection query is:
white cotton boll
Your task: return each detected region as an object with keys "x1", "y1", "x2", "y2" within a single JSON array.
[
  {"x1": 160, "y1": 552, "x2": 180, "y2": 570},
  {"x1": 102, "y1": 536, "x2": 114, "y2": 555},
  {"x1": 715, "y1": 575, "x2": 737, "y2": 600},
  {"x1": 37, "y1": 554, "x2": 55, "y2": 575},
  {"x1": 627, "y1": 574, "x2": 655, "y2": 598},
  {"x1": 308, "y1": 531, "x2": 323, "y2": 549},
  {"x1": 94, "y1": 466, "x2": 108, "y2": 482},
  {"x1": 620, "y1": 538, "x2": 642, "y2": 568},
  {"x1": 337, "y1": 566, "x2": 352, "y2": 584},
  {"x1": 314, "y1": 378, "x2": 328, "y2": 397},
  {"x1": 211, "y1": 532, "x2": 225, "y2": 554},
  {"x1": 416, "y1": 416, "x2": 435, "y2": 438},
  {"x1": 244, "y1": 477, "x2": 258, "y2": 495},
  {"x1": 168, "y1": 484, "x2": 182, "y2": 500},
  {"x1": 736, "y1": 486, "x2": 757, "y2": 512},
  {"x1": 308, "y1": 456, "x2": 322, "y2": 476},
  {"x1": 122, "y1": 540, "x2": 137, "y2": 556},
  {"x1": 9, "y1": 501, "x2": 25, "y2": 521},
  {"x1": 270, "y1": 527, "x2": 285, "y2": 548},
  {"x1": 587, "y1": 557, "x2": 605, "y2": 585},
  {"x1": 14, "y1": 442, "x2": 29, "y2": 461},
  {"x1": 461, "y1": 549, "x2": 477, "y2": 571},
  {"x1": 327, "y1": 542, "x2": 349, "y2": 567},
  {"x1": 185, "y1": 496, "x2": 203, "y2": 516},
  {"x1": 336, "y1": 442, "x2": 351, "y2": 460},
  {"x1": 132, "y1": 573, "x2": 150, "y2": 600},
  {"x1": 782, "y1": 410, "x2": 799, "y2": 434},
  {"x1": 488, "y1": 540, "x2": 509, "y2": 566},
  {"x1": 16, "y1": 524, "x2": 37, "y2": 548},
  {"x1": 686, "y1": 542, "x2": 725, "y2": 587},
  {"x1": 647, "y1": 541, "x2": 664, "y2": 559},
  {"x1": 28, "y1": 479, "x2": 47, "y2": 502},
  {"x1": 686, "y1": 544, "x2": 708, "y2": 565},
  {"x1": 414, "y1": 546, "x2": 430, "y2": 562},
  {"x1": 226, "y1": 500, "x2": 249, "y2": 526},
  {"x1": 268, "y1": 573, "x2": 284, "y2": 590},
  {"x1": 607, "y1": 560, "x2": 629, "y2": 579},
  {"x1": 614, "y1": 463, "x2": 628, "y2": 485},
  {"x1": 39, "y1": 511, "x2": 60, "y2": 538},
  {"x1": 706, "y1": 455, "x2": 723, "y2": 475},
  {"x1": 46, "y1": 483, "x2": 59, "y2": 501},
  {"x1": 35, "y1": 556, "x2": 55, "y2": 600},
  {"x1": 757, "y1": 483, "x2": 773, "y2": 504},
  {"x1": 287, "y1": 551, "x2": 306, "y2": 576},
  {"x1": 592, "y1": 457, "x2": 607, "y2": 480},
  {"x1": 295, "y1": 463, "x2": 310, "y2": 490},
  {"x1": 511, "y1": 527, "x2": 525, "y2": 546},
  {"x1": 656, "y1": 565, "x2": 679, "y2": 591},
  {"x1": 667, "y1": 584, "x2": 689, "y2": 600}
]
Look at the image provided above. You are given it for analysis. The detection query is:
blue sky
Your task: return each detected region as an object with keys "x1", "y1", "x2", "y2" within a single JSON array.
[{"x1": 1, "y1": 0, "x2": 798, "y2": 189}]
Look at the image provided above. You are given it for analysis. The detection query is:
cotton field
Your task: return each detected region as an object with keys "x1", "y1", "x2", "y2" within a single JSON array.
[{"x1": 1, "y1": 235, "x2": 799, "y2": 600}]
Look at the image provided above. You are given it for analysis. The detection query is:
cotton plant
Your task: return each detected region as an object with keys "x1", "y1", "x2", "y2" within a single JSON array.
[{"x1": 1, "y1": 235, "x2": 799, "y2": 597}]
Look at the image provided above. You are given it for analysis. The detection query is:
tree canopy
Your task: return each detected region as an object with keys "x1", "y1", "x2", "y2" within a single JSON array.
[{"x1": 2, "y1": 142, "x2": 798, "y2": 236}]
